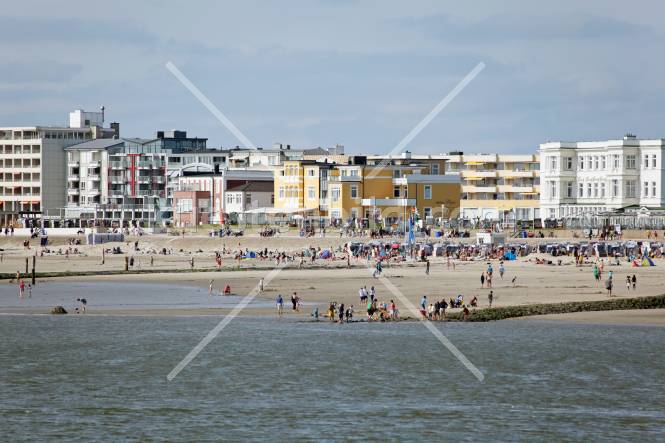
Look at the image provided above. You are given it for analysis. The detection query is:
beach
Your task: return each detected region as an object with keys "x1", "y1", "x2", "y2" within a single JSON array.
[{"x1": 1, "y1": 232, "x2": 664, "y2": 325}]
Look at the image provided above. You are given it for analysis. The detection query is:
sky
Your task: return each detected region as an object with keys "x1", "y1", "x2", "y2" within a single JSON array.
[{"x1": 1, "y1": 0, "x2": 664, "y2": 154}]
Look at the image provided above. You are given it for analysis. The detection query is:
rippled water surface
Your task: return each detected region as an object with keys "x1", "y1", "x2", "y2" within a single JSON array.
[{"x1": 2, "y1": 314, "x2": 665, "y2": 441}]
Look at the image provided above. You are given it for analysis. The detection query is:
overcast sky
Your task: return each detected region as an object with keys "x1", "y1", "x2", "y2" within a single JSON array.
[{"x1": 2, "y1": 0, "x2": 664, "y2": 154}]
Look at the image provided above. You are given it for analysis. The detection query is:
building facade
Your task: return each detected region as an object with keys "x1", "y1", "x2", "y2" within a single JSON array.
[
  {"x1": 539, "y1": 134, "x2": 665, "y2": 219},
  {"x1": 442, "y1": 153, "x2": 541, "y2": 223},
  {"x1": 273, "y1": 155, "x2": 460, "y2": 227},
  {"x1": 0, "y1": 109, "x2": 117, "y2": 227},
  {"x1": 173, "y1": 169, "x2": 274, "y2": 227},
  {"x1": 64, "y1": 131, "x2": 228, "y2": 227}
]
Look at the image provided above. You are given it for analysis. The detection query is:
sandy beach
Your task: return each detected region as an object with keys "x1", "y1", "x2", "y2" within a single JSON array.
[{"x1": 1, "y1": 231, "x2": 663, "y2": 325}]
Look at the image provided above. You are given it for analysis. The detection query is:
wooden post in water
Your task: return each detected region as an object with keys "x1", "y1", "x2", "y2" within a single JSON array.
[
  {"x1": 25, "y1": 257, "x2": 29, "y2": 274},
  {"x1": 125, "y1": 256, "x2": 129, "y2": 271},
  {"x1": 102, "y1": 248, "x2": 105, "y2": 265},
  {"x1": 191, "y1": 257, "x2": 194, "y2": 270},
  {"x1": 31, "y1": 255, "x2": 36, "y2": 285}
]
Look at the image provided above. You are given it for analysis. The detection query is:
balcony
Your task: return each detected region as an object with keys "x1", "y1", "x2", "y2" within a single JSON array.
[
  {"x1": 109, "y1": 189, "x2": 125, "y2": 197},
  {"x1": 498, "y1": 170, "x2": 536, "y2": 178},
  {"x1": 109, "y1": 177, "x2": 125, "y2": 184},
  {"x1": 87, "y1": 175, "x2": 101, "y2": 181},
  {"x1": 68, "y1": 175, "x2": 80, "y2": 182},
  {"x1": 68, "y1": 188, "x2": 80, "y2": 195},
  {"x1": 110, "y1": 161, "x2": 126, "y2": 169},
  {"x1": 461, "y1": 170, "x2": 497, "y2": 178},
  {"x1": 462, "y1": 185, "x2": 497, "y2": 193},
  {"x1": 137, "y1": 176, "x2": 152, "y2": 184},
  {"x1": 497, "y1": 185, "x2": 535, "y2": 193},
  {"x1": 361, "y1": 198, "x2": 416, "y2": 207},
  {"x1": 87, "y1": 160, "x2": 101, "y2": 168},
  {"x1": 329, "y1": 175, "x2": 361, "y2": 182},
  {"x1": 68, "y1": 160, "x2": 79, "y2": 167}
]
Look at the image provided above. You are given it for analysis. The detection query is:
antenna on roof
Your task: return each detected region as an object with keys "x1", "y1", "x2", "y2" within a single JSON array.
[{"x1": 100, "y1": 106, "x2": 105, "y2": 124}]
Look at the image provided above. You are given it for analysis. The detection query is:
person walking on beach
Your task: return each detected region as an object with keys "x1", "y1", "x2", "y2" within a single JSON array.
[
  {"x1": 606, "y1": 276, "x2": 613, "y2": 297},
  {"x1": 338, "y1": 303, "x2": 345, "y2": 323},
  {"x1": 18, "y1": 279, "x2": 25, "y2": 298},
  {"x1": 209, "y1": 280, "x2": 214, "y2": 296},
  {"x1": 632, "y1": 274, "x2": 637, "y2": 290},
  {"x1": 626, "y1": 276, "x2": 631, "y2": 292},
  {"x1": 370, "y1": 286, "x2": 375, "y2": 302},
  {"x1": 488, "y1": 290, "x2": 494, "y2": 308},
  {"x1": 420, "y1": 295, "x2": 427, "y2": 313},
  {"x1": 511, "y1": 276, "x2": 517, "y2": 287},
  {"x1": 276, "y1": 294, "x2": 284, "y2": 316},
  {"x1": 593, "y1": 265, "x2": 600, "y2": 287},
  {"x1": 499, "y1": 262, "x2": 505, "y2": 280},
  {"x1": 291, "y1": 292, "x2": 298, "y2": 312},
  {"x1": 259, "y1": 278, "x2": 264, "y2": 293},
  {"x1": 480, "y1": 273, "x2": 485, "y2": 288},
  {"x1": 425, "y1": 259, "x2": 430, "y2": 275},
  {"x1": 373, "y1": 260, "x2": 382, "y2": 278}
]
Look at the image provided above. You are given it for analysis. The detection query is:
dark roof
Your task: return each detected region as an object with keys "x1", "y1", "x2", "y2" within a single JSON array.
[
  {"x1": 303, "y1": 147, "x2": 328, "y2": 155},
  {"x1": 226, "y1": 182, "x2": 274, "y2": 193},
  {"x1": 64, "y1": 138, "x2": 125, "y2": 151}
]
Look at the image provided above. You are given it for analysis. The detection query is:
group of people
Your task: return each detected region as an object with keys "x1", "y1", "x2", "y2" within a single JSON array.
[{"x1": 275, "y1": 292, "x2": 303, "y2": 315}]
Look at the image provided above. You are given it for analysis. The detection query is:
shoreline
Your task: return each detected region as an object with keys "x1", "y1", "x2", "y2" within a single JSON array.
[{"x1": 4, "y1": 294, "x2": 664, "y2": 326}]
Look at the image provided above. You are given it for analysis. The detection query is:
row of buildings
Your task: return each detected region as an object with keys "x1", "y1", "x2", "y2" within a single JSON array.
[{"x1": 2, "y1": 109, "x2": 664, "y2": 230}]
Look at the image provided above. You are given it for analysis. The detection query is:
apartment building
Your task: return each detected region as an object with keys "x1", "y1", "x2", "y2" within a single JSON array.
[
  {"x1": 65, "y1": 131, "x2": 227, "y2": 227},
  {"x1": 0, "y1": 109, "x2": 118, "y2": 227},
  {"x1": 273, "y1": 155, "x2": 460, "y2": 227},
  {"x1": 539, "y1": 134, "x2": 665, "y2": 219},
  {"x1": 441, "y1": 153, "x2": 540, "y2": 223}
]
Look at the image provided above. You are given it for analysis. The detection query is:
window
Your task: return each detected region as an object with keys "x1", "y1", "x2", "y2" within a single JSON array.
[
  {"x1": 177, "y1": 198, "x2": 192, "y2": 213},
  {"x1": 331, "y1": 188, "x2": 340, "y2": 202},
  {"x1": 424, "y1": 207, "x2": 432, "y2": 218},
  {"x1": 579, "y1": 157, "x2": 584, "y2": 170},
  {"x1": 601, "y1": 182, "x2": 606, "y2": 198},
  {"x1": 586, "y1": 183, "x2": 592, "y2": 198},
  {"x1": 566, "y1": 182, "x2": 573, "y2": 198},
  {"x1": 424, "y1": 185, "x2": 432, "y2": 199},
  {"x1": 644, "y1": 181, "x2": 649, "y2": 197},
  {"x1": 307, "y1": 169, "x2": 315, "y2": 176},
  {"x1": 430, "y1": 164, "x2": 439, "y2": 175},
  {"x1": 612, "y1": 179, "x2": 619, "y2": 197},
  {"x1": 626, "y1": 180, "x2": 636, "y2": 198},
  {"x1": 278, "y1": 187, "x2": 284, "y2": 199},
  {"x1": 393, "y1": 170, "x2": 401, "y2": 178},
  {"x1": 550, "y1": 156, "x2": 558, "y2": 171},
  {"x1": 593, "y1": 183, "x2": 599, "y2": 197},
  {"x1": 601, "y1": 156, "x2": 606, "y2": 170},
  {"x1": 594, "y1": 156, "x2": 599, "y2": 169},
  {"x1": 350, "y1": 185, "x2": 358, "y2": 199},
  {"x1": 349, "y1": 169, "x2": 359, "y2": 177},
  {"x1": 644, "y1": 155, "x2": 650, "y2": 168},
  {"x1": 613, "y1": 154, "x2": 620, "y2": 169},
  {"x1": 626, "y1": 154, "x2": 636, "y2": 169},
  {"x1": 307, "y1": 186, "x2": 315, "y2": 199},
  {"x1": 652, "y1": 154, "x2": 657, "y2": 168},
  {"x1": 393, "y1": 186, "x2": 400, "y2": 198},
  {"x1": 652, "y1": 181, "x2": 657, "y2": 198},
  {"x1": 549, "y1": 181, "x2": 556, "y2": 198},
  {"x1": 565, "y1": 157, "x2": 573, "y2": 170},
  {"x1": 578, "y1": 183, "x2": 584, "y2": 198}
]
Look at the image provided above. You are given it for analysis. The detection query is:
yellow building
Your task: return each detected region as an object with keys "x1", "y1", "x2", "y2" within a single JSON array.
[
  {"x1": 274, "y1": 156, "x2": 461, "y2": 227},
  {"x1": 443, "y1": 153, "x2": 540, "y2": 222}
]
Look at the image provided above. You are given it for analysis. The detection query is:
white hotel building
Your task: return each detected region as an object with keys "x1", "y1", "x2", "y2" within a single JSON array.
[{"x1": 539, "y1": 134, "x2": 665, "y2": 220}]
